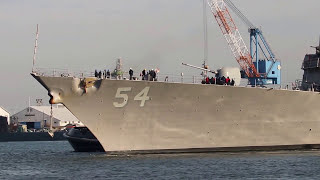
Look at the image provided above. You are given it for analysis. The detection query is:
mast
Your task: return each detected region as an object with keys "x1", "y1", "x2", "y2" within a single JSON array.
[
  {"x1": 32, "y1": 24, "x2": 39, "y2": 72},
  {"x1": 202, "y1": 0, "x2": 209, "y2": 78},
  {"x1": 203, "y1": 0, "x2": 208, "y2": 66}
]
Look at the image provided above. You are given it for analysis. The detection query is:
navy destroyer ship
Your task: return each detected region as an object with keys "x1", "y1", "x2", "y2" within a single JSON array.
[
  {"x1": 31, "y1": 42, "x2": 320, "y2": 154},
  {"x1": 30, "y1": 0, "x2": 320, "y2": 154}
]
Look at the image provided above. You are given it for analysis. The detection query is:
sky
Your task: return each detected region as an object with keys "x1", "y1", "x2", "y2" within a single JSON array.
[{"x1": 0, "y1": 0, "x2": 319, "y2": 114}]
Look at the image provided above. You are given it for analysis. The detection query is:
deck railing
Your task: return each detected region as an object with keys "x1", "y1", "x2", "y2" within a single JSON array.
[
  {"x1": 32, "y1": 68, "x2": 301, "y2": 90},
  {"x1": 32, "y1": 68, "x2": 205, "y2": 84}
]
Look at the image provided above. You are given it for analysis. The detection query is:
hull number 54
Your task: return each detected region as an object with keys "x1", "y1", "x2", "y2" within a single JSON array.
[{"x1": 113, "y1": 87, "x2": 150, "y2": 108}]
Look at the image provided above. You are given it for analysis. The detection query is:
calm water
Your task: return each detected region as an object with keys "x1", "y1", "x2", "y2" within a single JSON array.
[{"x1": 0, "y1": 141, "x2": 320, "y2": 179}]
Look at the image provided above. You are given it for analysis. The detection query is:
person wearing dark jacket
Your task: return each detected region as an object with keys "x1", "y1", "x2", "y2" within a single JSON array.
[
  {"x1": 150, "y1": 69, "x2": 155, "y2": 81},
  {"x1": 129, "y1": 68, "x2": 133, "y2": 80},
  {"x1": 231, "y1": 79, "x2": 235, "y2": 86},
  {"x1": 142, "y1": 69, "x2": 146, "y2": 80},
  {"x1": 98, "y1": 71, "x2": 102, "y2": 78},
  {"x1": 106, "y1": 70, "x2": 110, "y2": 78}
]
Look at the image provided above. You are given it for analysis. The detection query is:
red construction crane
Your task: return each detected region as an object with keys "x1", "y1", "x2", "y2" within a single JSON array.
[{"x1": 207, "y1": 0, "x2": 259, "y2": 78}]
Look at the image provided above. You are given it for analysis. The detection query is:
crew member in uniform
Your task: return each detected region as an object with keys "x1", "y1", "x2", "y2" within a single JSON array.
[{"x1": 129, "y1": 68, "x2": 133, "y2": 80}]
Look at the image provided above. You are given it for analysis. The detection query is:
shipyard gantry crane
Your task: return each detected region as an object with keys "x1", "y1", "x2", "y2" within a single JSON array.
[
  {"x1": 207, "y1": 0, "x2": 259, "y2": 78},
  {"x1": 224, "y1": 0, "x2": 281, "y2": 85},
  {"x1": 207, "y1": 0, "x2": 281, "y2": 85}
]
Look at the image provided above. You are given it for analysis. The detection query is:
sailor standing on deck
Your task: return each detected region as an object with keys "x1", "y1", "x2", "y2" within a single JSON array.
[
  {"x1": 98, "y1": 71, "x2": 102, "y2": 79},
  {"x1": 106, "y1": 70, "x2": 110, "y2": 78},
  {"x1": 142, "y1": 69, "x2": 146, "y2": 80},
  {"x1": 103, "y1": 69, "x2": 107, "y2": 79},
  {"x1": 150, "y1": 69, "x2": 156, "y2": 81},
  {"x1": 231, "y1": 79, "x2": 235, "y2": 86},
  {"x1": 129, "y1": 68, "x2": 133, "y2": 80},
  {"x1": 226, "y1": 77, "x2": 230, "y2": 85}
]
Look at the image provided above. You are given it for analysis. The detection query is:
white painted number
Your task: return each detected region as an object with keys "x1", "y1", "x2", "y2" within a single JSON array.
[
  {"x1": 134, "y1": 87, "x2": 150, "y2": 107},
  {"x1": 113, "y1": 87, "x2": 150, "y2": 108},
  {"x1": 113, "y1": 87, "x2": 132, "y2": 108}
]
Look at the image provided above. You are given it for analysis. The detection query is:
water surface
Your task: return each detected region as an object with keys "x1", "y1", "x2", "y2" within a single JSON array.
[{"x1": 0, "y1": 141, "x2": 320, "y2": 179}]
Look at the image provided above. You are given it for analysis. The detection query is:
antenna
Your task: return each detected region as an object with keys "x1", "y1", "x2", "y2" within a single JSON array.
[
  {"x1": 310, "y1": 35, "x2": 320, "y2": 55},
  {"x1": 32, "y1": 24, "x2": 39, "y2": 72},
  {"x1": 202, "y1": 0, "x2": 209, "y2": 78},
  {"x1": 203, "y1": 0, "x2": 208, "y2": 65},
  {"x1": 318, "y1": 35, "x2": 320, "y2": 55}
]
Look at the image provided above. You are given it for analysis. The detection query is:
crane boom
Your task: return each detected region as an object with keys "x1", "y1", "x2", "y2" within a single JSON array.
[{"x1": 207, "y1": 0, "x2": 259, "y2": 78}]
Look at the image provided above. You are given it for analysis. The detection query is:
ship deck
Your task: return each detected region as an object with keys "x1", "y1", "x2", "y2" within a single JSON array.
[{"x1": 31, "y1": 68, "x2": 293, "y2": 91}]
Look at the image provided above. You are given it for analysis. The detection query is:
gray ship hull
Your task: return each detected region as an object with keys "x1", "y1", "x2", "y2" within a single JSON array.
[{"x1": 32, "y1": 73, "x2": 320, "y2": 154}]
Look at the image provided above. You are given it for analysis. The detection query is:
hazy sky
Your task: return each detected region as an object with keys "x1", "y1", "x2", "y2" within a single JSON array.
[{"x1": 0, "y1": 0, "x2": 319, "y2": 113}]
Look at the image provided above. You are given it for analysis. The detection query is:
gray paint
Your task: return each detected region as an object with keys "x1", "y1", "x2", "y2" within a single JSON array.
[
  {"x1": 32, "y1": 73, "x2": 320, "y2": 153},
  {"x1": 1, "y1": 0, "x2": 320, "y2": 113}
]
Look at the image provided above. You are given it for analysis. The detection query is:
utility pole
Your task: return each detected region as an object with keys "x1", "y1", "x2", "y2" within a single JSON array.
[{"x1": 48, "y1": 104, "x2": 54, "y2": 137}]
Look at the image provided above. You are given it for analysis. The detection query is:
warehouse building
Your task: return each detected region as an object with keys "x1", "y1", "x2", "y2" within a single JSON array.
[
  {"x1": 0, "y1": 106, "x2": 10, "y2": 125},
  {"x1": 11, "y1": 105, "x2": 83, "y2": 130}
]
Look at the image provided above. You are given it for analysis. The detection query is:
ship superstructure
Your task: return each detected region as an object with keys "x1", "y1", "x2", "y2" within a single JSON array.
[{"x1": 300, "y1": 38, "x2": 320, "y2": 91}]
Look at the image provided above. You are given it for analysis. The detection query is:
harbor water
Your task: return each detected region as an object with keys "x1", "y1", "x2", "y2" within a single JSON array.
[{"x1": 1, "y1": 141, "x2": 320, "y2": 179}]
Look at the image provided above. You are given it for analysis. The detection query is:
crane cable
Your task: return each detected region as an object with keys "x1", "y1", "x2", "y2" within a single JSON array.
[
  {"x1": 224, "y1": 0, "x2": 255, "y2": 28},
  {"x1": 225, "y1": 0, "x2": 275, "y2": 60}
]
